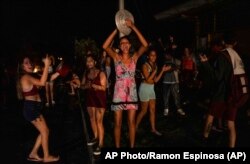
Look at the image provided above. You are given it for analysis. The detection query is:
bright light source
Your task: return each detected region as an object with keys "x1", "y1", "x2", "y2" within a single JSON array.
[
  {"x1": 33, "y1": 67, "x2": 38, "y2": 73},
  {"x1": 33, "y1": 65, "x2": 41, "y2": 73}
]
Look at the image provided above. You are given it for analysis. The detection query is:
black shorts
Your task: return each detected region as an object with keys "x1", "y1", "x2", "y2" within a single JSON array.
[{"x1": 23, "y1": 100, "x2": 42, "y2": 122}]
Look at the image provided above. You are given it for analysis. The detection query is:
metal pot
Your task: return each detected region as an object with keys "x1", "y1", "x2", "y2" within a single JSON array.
[{"x1": 115, "y1": 9, "x2": 134, "y2": 36}]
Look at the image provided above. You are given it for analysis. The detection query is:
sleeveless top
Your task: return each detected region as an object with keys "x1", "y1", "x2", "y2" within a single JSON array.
[
  {"x1": 142, "y1": 62, "x2": 157, "y2": 80},
  {"x1": 22, "y1": 85, "x2": 39, "y2": 97},
  {"x1": 85, "y1": 71, "x2": 106, "y2": 108},
  {"x1": 112, "y1": 57, "x2": 138, "y2": 110},
  {"x1": 182, "y1": 57, "x2": 195, "y2": 71}
]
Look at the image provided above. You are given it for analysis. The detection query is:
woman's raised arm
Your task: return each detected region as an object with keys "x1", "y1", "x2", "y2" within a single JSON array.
[{"x1": 102, "y1": 29, "x2": 118, "y2": 61}]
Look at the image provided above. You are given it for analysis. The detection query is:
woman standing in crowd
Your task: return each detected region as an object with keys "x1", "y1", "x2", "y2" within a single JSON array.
[
  {"x1": 100, "y1": 51, "x2": 112, "y2": 96},
  {"x1": 81, "y1": 54, "x2": 107, "y2": 155},
  {"x1": 16, "y1": 55, "x2": 59, "y2": 162},
  {"x1": 136, "y1": 48, "x2": 171, "y2": 136},
  {"x1": 181, "y1": 47, "x2": 197, "y2": 87},
  {"x1": 102, "y1": 18, "x2": 148, "y2": 148},
  {"x1": 181, "y1": 47, "x2": 198, "y2": 104}
]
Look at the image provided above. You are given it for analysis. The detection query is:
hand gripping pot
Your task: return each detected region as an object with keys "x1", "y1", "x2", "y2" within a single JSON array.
[{"x1": 115, "y1": 9, "x2": 134, "y2": 36}]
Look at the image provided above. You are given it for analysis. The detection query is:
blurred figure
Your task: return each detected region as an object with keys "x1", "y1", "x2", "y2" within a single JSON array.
[
  {"x1": 162, "y1": 51, "x2": 186, "y2": 117},
  {"x1": 200, "y1": 35, "x2": 249, "y2": 147},
  {"x1": 100, "y1": 51, "x2": 112, "y2": 95},
  {"x1": 45, "y1": 55, "x2": 55, "y2": 107},
  {"x1": 180, "y1": 47, "x2": 199, "y2": 105},
  {"x1": 67, "y1": 72, "x2": 80, "y2": 95},
  {"x1": 181, "y1": 47, "x2": 198, "y2": 87}
]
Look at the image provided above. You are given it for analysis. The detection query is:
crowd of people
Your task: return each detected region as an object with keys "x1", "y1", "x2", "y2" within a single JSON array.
[{"x1": 1, "y1": 17, "x2": 248, "y2": 162}]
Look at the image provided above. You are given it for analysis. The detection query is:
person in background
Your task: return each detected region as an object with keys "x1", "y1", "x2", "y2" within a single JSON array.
[
  {"x1": 16, "y1": 55, "x2": 59, "y2": 162},
  {"x1": 102, "y1": 18, "x2": 148, "y2": 148},
  {"x1": 200, "y1": 35, "x2": 248, "y2": 147},
  {"x1": 181, "y1": 47, "x2": 197, "y2": 87},
  {"x1": 100, "y1": 51, "x2": 112, "y2": 96},
  {"x1": 162, "y1": 51, "x2": 186, "y2": 117},
  {"x1": 45, "y1": 55, "x2": 55, "y2": 107},
  {"x1": 67, "y1": 72, "x2": 80, "y2": 95},
  {"x1": 180, "y1": 47, "x2": 198, "y2": 105}
]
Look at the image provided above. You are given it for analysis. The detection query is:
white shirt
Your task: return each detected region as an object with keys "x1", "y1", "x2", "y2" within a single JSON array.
[{"x1": 226, "y1": 47, "x2": 245, "y2": 75}]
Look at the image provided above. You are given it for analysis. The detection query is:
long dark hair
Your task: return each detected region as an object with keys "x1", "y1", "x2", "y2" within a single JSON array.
[
  {"x1": 16, "y1": 56, "x2": 33, "y2": 100},
  {"x1": 16, "y1": 56, "x2": 26, "y2": 100}
]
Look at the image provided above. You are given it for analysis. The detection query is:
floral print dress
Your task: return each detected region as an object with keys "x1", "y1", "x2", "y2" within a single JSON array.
[{"x1": 111, "y1": 57, "x2": 138, "y2": 111}]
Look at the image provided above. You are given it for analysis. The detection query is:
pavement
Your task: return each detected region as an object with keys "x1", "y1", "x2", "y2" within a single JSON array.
[{"x1": 1, "y1": 85, "x2": 250, "y2": 164}]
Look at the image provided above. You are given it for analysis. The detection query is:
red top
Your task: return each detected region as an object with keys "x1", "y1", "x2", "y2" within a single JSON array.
[
  {"x1": 22, "y1": 85, "x2": 39, "y2": 97},
  {"x1": 56, "y1": 63, "x2": 70, "y2": 77},
  {"x1": 182, "y1": 58, "x2": 195, "y2": 71},
  {"x1": 86, "y1": 71, "x2": 106, "y2": 108}
]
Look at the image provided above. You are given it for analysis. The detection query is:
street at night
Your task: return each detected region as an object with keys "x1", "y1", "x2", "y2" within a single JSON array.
[{"x1": 1, "y1": 0, "x2": 250, "y2": 164}]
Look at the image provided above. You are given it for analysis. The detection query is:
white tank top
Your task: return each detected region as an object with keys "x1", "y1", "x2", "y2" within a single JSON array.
[{"x1": 226, "y1": 47, "x2": 245, "y2": 75}]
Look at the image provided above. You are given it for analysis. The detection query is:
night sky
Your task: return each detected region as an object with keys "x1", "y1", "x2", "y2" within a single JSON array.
[
  {"x1": 2, "y1": 0, "x2": 250, "y2": 58},
  {"x1": 1, "y1": 0, "x2": 189, "y2": 60}
]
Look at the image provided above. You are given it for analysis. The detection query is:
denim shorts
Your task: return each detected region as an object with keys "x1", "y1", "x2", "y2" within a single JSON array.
[{"x1": 138, "y1": 83, "x2": 155, "y2": 102}]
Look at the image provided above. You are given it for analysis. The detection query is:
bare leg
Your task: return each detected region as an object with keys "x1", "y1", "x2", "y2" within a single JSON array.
[
  {"x1": 149, "y1": 99, "x2": 160, "y2": 134},
  {"x1": 28, "y1": 134, "x2": 42, "y2": 161},
  {"x1": 227, "y1": 120, "x2": 236, "y2": 148},
  {"x1": 127, "y1": 110, "x2": 136, "y2": 148},
  {"x1": 87, "y1": 107, "x2": 97, "y2": 139},
  {"x1": 135, "y1": 101, "x2": 148, "y2": 130},
  {"x1": 96, "y1": 108, "x2": 105, "y2": 147},
  {"x1": 50, "y1": 82, "x2": 54, "y2": 103},
  {"x1": 114, "y1": 110, "x2": 122, "y2": 148},
  {"x1": 203, "y1": 114, "x2": 214, "y2": 138},
  {"x1": 45, "y1": 82, "x2": 50, "y2": 104},
  {"x1": 32, "y1": 115, "x2": 59, "y2": 162}
]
